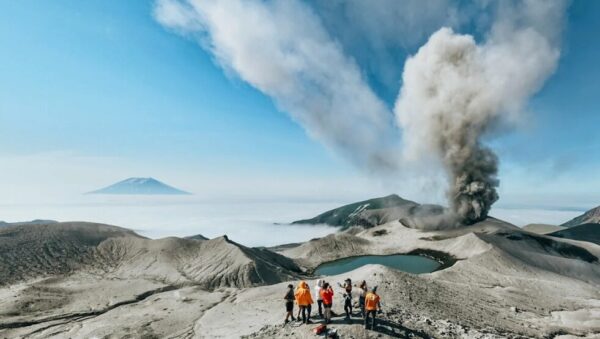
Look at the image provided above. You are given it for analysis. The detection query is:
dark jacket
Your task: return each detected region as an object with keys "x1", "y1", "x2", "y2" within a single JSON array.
[{"x1": 284, "y1": 289, "x2": 294, "y2": 302}]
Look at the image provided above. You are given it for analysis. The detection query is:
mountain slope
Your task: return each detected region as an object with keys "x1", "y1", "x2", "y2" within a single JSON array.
[
  {"x1": 0, "y1": 222, "x2": 301, "y2": 289},
  {"x1": 88, "y1": 177, "x2": 190, "y2": 195},
  {"x1": 522, "y1": 223, "x2": 566, "y2": 234},
  {"x1": 562, "y1": 205, "x2": 600, "y2": 227},
  {"x1": 0, "y1": 222, "x2": 142, "y2": 285},
  {"x1": 548, "y1": 223, "x2": 600, "y2": 245},
  {"x1": 186, "y1": 234, "x2": 209, "y2": 240},
  {"x1": 0, "y1": 220, "x2": 58, "y2": 228},
  {"x1": 292, "y1": 194, "x2": 419, "y2": 229},
  {"x1": 93, "y1": 235, "x2": 302, "y2": 288}
]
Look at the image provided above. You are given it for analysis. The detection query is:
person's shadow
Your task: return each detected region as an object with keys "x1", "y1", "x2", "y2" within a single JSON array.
[
  {"x1": 370, "y1": 318, "x2": 432, "y2": 339},
  {"x1": 328, "y1": 315, "x2": 431, "y2": 339}
]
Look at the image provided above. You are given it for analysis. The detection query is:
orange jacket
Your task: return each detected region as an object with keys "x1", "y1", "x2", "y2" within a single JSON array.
[
  {"x1": 365, "y1": 292, "x2": 380, "y2": 311},
  {"x1": 295, "y1": 281, "x2": 314, "y2": 306}
]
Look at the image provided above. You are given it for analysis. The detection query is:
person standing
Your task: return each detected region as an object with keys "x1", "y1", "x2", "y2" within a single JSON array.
[
  {"x1": 284, "y1": 284, "x2": 296, "y2": 324},
  {"x1": 320, "y1": 282, "x2": 334, "y2": 324},
  {"x1": 295, "y1": 283, "x2": 303, "y2": 321},
  {"x1": 306, "y1": 283, "x2": 313, "y2": 322},
  {"x1": 364, "y1": 286, "x2": 381, "y2": 330},
  {"x1": 315, "y1": 279, "x2": 324, "y2": 318},
  {"x1": 294, "y1": 281, "x2": 314, "y2": 324},
  {"x1": 339, "y1": 278, "x2": 353, "y2": 319},
  {"x1": 358, "y1": 280, "x2": 368, "y2": 318}
]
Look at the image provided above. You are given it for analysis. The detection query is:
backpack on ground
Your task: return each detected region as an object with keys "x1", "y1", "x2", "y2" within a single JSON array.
[{"x1": 313, "y1": 324, "x2": 327, "y2": 335}]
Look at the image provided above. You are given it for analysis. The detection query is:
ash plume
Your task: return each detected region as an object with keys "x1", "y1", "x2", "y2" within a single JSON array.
[{"x1": 395, "y1": 0, "x2": 566, "y2": 224}]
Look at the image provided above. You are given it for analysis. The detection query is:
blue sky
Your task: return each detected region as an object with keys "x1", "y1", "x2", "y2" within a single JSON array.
[
  {"x1": 0, "y1": 0, "x2": 599, "y2": 208},
  {"x1": 0, "y1": 1, "x2": 335, "y2": 170}
]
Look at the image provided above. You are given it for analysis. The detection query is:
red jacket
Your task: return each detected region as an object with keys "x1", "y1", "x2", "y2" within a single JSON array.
[{"x1": 320, "y1": 288, "x2": 334, "y2": 305}]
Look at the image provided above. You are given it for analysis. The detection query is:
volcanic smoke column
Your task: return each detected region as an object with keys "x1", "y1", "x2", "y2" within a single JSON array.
[
  {"x1": 395, "y1": 24, "x2": 560, "y2": 224},
  {"x1": 156, "y1": 0, "x2": 567, "y2": 225}
]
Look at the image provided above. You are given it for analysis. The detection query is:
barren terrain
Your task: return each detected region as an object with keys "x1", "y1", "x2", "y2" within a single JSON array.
[{"x1": 0, "y1": 217, "x2": 598, "y2": 338}]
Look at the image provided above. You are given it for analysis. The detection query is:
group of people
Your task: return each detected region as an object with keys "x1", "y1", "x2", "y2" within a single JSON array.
[{"x1": 284, "y1": 278, "x2": 382, "y2": 330}]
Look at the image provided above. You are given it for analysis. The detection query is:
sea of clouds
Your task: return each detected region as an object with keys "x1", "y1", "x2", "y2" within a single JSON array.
[{"x1": 0, "y1": 194, "x2": 583, "y2": 247}]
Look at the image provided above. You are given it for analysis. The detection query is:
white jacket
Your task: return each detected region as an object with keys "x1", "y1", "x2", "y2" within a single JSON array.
[{"x1": 315, "y1": 279, "x2": 323, "y2": 301}]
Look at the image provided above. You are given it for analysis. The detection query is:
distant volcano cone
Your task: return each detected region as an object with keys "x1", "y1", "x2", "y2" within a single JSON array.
[{"x1": 88, "y1": 177, "x2": 191, "y2": 195}]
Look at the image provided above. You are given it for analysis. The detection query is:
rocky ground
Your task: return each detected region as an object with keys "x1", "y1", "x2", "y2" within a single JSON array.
[{"x1": 0, "y1": 218, "x2": 599, "y2": 338}]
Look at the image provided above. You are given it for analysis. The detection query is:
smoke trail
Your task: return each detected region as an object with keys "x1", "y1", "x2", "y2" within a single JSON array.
[
  {"x1": 153, "y1": 0, "x2": 397, "y2": 172},
  {"x1": 395, "y1": 0, "x2": 565, "y2": 224}
]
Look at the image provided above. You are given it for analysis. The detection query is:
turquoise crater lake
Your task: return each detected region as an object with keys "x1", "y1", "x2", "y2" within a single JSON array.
[{"x1": 314, "y1": 254, "x2": 442, "y2": 276}]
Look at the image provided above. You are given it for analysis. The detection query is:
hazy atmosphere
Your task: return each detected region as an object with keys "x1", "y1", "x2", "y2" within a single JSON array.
[{"x1": 0, "y1": 195, "x2": 584, "y2": 247}]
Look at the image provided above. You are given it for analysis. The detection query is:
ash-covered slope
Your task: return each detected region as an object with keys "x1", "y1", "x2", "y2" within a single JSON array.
[
  {"x1": 0, "y1": 223, "x2": 302, "y2": 338},
  {"x1": 562, "y1": 205, "x2": 600, "y2": 227},
  {"x1": 522, "y1": 223, "x2": 566, "y2": 234},
  {"x1": 280, "y1": 216, "x2": 599, "y2": 280},
  {"x1": 0, "y1": 222, "x2": 142, "y2": 285},
  {"x1": 235, "y1": 218, "x2": 600, "y2": 338},
  {"x1": 292, "y1": 194, "x2": 423, "y2": 229},
  {"x1": 95, "y1": 235, "x2": 302, "y2": 288},
  {"x1": 0, "y1": 222, "x2": 301, "y2": 289},
  {"x1": 548, "y1": 223, "x2": 600, "y2": 245},
  {"x1": 2, "y1": 217, "x2": 600, "y2": 338}
]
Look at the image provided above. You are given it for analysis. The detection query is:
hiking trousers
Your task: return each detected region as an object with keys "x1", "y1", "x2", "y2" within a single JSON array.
[
  {"x1": 323, "y1": 303, "x2": 332, "y2": 323},
  {"x1": 365, "y1": 310, "x2": 377, "y2": 329},
  {"x1": 300, "y1": 305, "x2": 311, "y2": 323},
  {"x1": 359, "y1": 296, "x2": 365, "y2": 318},
  {"x1": 344, "y1": 298, "x2": 352, "y2": 317},
  {"x1": 317, "y1": 300, "x2": 323, "y2": 317}
]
